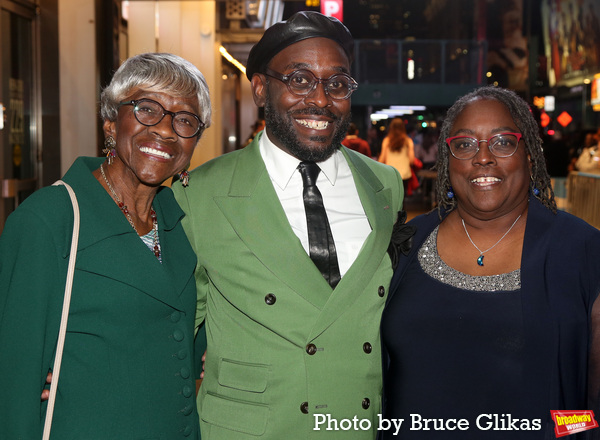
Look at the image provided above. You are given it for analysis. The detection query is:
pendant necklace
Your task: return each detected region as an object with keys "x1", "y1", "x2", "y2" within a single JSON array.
[
  {"x1": 461, "y1": 214, "x2": 522, "y2": 266},
  {"x1": 100, "y1": 163, "x2": 161, "y2": 259}
]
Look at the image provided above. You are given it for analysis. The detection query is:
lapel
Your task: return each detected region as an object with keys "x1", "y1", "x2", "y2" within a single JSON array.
[
  {"x1": 519, "y1": 198, "x2": 555, "y2": 412},
  {"x1": 308, "y1": 148, "x2": 394, "y2": 339},
  {"x1": 213, "y1": 141, "x2": 332, "y2": 309},
  {"x1": 62, "y1": 158, "x2": 194, "y2": 311},
  {"x1": 213, "y1": 145, "x2": 394, "y2": 330}
]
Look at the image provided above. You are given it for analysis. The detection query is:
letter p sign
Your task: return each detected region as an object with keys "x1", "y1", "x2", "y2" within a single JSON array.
[{"x1": 321, "y1": 0, "x2": 343, "y2": 22}]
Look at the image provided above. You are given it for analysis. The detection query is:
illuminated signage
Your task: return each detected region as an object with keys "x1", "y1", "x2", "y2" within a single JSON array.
[
  {"x1": 591, "y1": 74, "x2": 600, "y2": 108},
  {"x1": 321, "y1": 0, "x2": 343, "y2": 21},
  {"x1": 557, "y1": 111, "x2": 572, "y2": 127}
]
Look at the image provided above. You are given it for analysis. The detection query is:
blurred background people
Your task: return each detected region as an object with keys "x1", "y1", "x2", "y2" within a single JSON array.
[
  {"x1": 342, "y1": 122, "x2": 372, "y2": 157},
  {"x1": 575, "y1": 129, "x2": 600, "y2": 173},
  {"x1": 567, "y1": 130, "x2": 596, "y2": 172},
  {"x1": 367, "y1": 125, "x2": 382, "y2": 158},
  {"x1": 414, "y1": 126, "x2": 439, "y2": 170},
  {"x1": 379, "y1": 117, "x2": 416, "y2": 193}
]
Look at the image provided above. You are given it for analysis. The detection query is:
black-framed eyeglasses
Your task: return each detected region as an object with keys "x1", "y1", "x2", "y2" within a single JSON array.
[
  {"x1": 119, "y1": 98, "x2": 205, "y2": 138},
  {"x1": 263, "y1": 68, "x2": 358, "y2": 101},
  {"x1": 445, "y1": 132, "x2": 522, "y2": 160}
]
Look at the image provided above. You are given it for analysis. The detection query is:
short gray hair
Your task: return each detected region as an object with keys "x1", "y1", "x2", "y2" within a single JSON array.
[{"x1": 100, "y1": 53, "x2": 212, "y2": 130}]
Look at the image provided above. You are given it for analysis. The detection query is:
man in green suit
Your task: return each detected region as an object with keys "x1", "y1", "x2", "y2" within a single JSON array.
[{"x1": 173, "y1": 11, "x2": 403, "y2": 439}]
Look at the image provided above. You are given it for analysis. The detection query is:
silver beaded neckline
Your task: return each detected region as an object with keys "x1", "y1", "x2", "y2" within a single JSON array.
[{"x1": 418, "y1": 226, "x2": 521, "y2": 292}]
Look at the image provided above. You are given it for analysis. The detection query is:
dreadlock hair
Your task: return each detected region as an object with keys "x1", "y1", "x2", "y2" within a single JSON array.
[{"x1": 435, "y1": 85, "x2": 556, "y2": 217}]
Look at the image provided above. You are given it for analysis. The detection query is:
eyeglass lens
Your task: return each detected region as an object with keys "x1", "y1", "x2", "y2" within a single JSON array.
[
  {"x1": 270, "y1": 69, "x2": 356, "y2": 100},
  {"x1": 132, "y1": 99, "x2": 201, "y2": 138},
  {"x1": 288, "y1": 71, "x2": 352, "y2": 99},
  {"x1": 449, "y1": 134, "x2": 520, "y2": 159}
]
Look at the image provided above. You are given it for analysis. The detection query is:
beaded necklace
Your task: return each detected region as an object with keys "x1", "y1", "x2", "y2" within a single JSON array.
[{"x1": 100, "y1": 163, "x2": 161, "y2": 259}]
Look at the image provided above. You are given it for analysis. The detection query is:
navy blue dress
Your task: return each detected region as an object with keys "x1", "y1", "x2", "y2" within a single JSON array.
[
  {"x1": 381, "y1": 227, "x2": 529, "y2": 439},
  {"x1": 381, "y1": 199, "x2": 600, "y2": 440}
]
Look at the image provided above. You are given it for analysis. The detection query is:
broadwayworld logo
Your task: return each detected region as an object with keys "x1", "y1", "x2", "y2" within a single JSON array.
[{"x1": 551, "y1": 410, "x2": 599, "y2": 437}]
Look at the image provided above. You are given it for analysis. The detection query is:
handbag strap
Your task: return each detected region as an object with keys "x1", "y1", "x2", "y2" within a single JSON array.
[{"x1": 42, "y1": 180, "x2": 80, "y2": 440}]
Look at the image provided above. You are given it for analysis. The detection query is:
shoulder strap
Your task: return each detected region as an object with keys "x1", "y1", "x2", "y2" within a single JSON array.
[{"x1": 42, "y1": 180, "x2": 80, "y2": 440}]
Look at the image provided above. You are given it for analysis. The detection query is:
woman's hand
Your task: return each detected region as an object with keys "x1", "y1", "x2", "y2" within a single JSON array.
[{"x1": 41, "y1": 372, "x2": 52, "y2": 401}]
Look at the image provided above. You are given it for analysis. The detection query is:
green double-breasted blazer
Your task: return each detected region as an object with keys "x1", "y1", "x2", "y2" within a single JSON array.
[
  {"x1": 173, "y1": 138, "x2": 403, "y2": 439},
  {"x1": 0, "y1": 157, "x2": 199, "y2": 439}
]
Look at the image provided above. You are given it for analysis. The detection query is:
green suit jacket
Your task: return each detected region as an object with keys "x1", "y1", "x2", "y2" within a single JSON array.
[{"x1": 173, "y1": 138, "x2": 403, "y2": 439}]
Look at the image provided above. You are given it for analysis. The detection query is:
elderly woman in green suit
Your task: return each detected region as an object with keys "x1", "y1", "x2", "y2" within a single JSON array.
[{"x1": 0, "y1": 53, "x2": 211, "y2": 439}]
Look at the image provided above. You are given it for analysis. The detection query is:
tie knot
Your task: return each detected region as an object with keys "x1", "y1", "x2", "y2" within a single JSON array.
[{"x1": 298, "y1": 161, "x2": 321, "y2": 187}]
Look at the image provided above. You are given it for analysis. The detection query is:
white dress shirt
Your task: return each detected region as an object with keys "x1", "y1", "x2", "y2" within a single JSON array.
[{"x1": 259, "y1": 131, "x2": 372, "y2": 277}]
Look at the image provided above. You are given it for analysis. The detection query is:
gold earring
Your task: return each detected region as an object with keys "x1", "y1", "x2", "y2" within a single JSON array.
[{"x1": 103, "y1": 136, "x2": 117, "y2": 165}]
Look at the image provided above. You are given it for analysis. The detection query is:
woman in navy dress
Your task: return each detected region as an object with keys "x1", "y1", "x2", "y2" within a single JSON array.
[{"x1": 381, "y1": 86, "x2": 600, "y2": 439}]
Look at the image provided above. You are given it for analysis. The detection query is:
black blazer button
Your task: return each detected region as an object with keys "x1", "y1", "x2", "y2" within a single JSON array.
[
  {"x1": 378, "y1": 286, "x2": 385, "y2": 297},
  {"x1": 306, "y1": 343, "x2": 317, "y2": 355},
  {"x1": 362, "y1": 398, "x2": 370, "y2": 409},
  {"x1": 300, "y1": 402, "x2": 309, "y2": 414},
  {"x1": 363, "y1": 342, "x2": 372, "y2": 354},
  {"x1": 265, "y1": 293, "x2": 276, "y2": 305}
]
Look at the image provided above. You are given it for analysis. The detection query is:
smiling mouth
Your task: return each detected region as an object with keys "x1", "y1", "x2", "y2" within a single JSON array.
[
  {"x1": 471, "y1": 176, "x2": 501, "y2": 184},
  {"x1": 295, "y1": 119, "x2": 330, "y2": 130},
  {"x1": 139, "y1": 146, "x2": 173, "y2": 159}
]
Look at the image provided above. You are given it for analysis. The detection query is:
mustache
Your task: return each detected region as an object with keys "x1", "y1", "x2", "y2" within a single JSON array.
[{"x1": 289, "y1": 108, "x2": 338, "y2": 120}]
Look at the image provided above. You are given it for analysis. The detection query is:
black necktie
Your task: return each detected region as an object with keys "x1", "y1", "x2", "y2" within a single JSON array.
[{"x1": 298, "y1": 161, "x2": 341, "y2": 288}]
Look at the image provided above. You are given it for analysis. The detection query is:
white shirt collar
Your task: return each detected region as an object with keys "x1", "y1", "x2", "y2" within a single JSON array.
[{"x1": 259, "y1": 130, "x2": 341, "y2": 190}]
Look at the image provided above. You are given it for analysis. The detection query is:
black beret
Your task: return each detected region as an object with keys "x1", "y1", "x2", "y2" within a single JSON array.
[{"x1": 246, "y1": 11, "x2": 354, "y2": 81}]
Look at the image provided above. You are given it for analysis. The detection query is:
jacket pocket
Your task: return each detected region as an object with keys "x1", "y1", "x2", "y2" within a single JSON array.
[
  {"x1": 218, "y1": 358, "x2": 269, "y2": 393},
  {"x1": 202, "y1": 392, "x2": 269, "y2": 435}
]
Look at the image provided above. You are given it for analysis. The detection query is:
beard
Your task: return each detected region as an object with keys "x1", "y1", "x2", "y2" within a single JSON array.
[{"x1": 264, "y1": 91, "x2": 351, "y2": 162}]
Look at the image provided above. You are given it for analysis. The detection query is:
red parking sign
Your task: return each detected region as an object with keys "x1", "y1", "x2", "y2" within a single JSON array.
[{"x1": 321, "y1": 0, "x2": 343, "y2": 22}]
